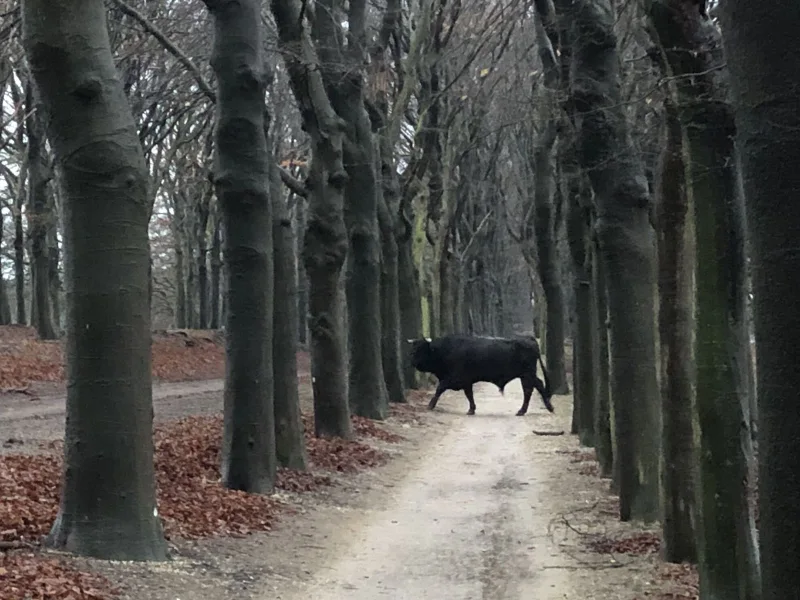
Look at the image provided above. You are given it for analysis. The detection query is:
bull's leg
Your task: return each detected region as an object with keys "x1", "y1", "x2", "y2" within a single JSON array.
[
  {"x1": 428, "y1": 381, "x2": 448, "y2": 410},
  {"x1": 464, "y1": 384, "x2": 477, "y2": 415},
  {"x1": 532, "y1": 376, "x2": 554, "y2": 413},
  {"x1": 517, "y1": 376, "x2": 534, "y2": 416}
]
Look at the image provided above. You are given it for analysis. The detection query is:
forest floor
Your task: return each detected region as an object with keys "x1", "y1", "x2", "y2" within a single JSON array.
[{"x1": 0, "y1": 326, "x2": 698, "y2": 599}]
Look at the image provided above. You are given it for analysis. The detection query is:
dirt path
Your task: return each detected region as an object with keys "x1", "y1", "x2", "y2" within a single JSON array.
[
  {"x1": 267, "y1": 382, "x2": 572, "y2": 600},
  {"x1": 0, "y1": 379, "x2": 224, "y2": 452},
  {"x1": 3, "y1": 376, "x2": 671, "y2": 599}
]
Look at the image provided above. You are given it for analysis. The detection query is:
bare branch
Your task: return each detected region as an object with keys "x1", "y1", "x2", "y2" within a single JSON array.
[{"x1": 111, "y1": 0, "x2": 217, "y2": 103}]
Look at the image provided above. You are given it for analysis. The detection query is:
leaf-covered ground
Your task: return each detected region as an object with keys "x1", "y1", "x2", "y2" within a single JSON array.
[
  {"x1": 0, "y1": 324, "x2": 426, "y2": 600},
  {"x1": 0, "y1": 408, "x2": 410, "y2": 599},
  {"x1": 0, "y1": 326, "x2": 226, "y2": 389}
]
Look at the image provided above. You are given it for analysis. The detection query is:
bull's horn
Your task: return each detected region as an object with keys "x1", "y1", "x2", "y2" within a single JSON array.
[
  {"x1": 424, "y1": 337, "x2": 432, "y2": 342},
  {"x1": 406, "y1": 339, "x2": 414, "y2": 343}
]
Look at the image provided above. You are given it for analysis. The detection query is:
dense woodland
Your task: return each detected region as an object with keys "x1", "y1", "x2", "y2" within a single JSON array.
[{"x1": 0, "y1": 0, "x2": 799, "y2": 598}]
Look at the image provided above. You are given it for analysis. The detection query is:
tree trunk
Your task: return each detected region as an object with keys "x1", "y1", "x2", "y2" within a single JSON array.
[
  {"x1": 559, "y1": 121, "x2": 593, "y2": 445},
  {"x1": 25, "y1": 81, "x2": 56, "y2": 339},
  {"x1": 649, "y1": 0, "x2": 759, "y2": 588},
  {"x1": 570, "y1": 0, "x2": 661, "y2": 522},
  {"x1": 654, "y1": 97, "x2": 697, "y2": 564},
  {"x1": 272, "y1": 0, "x2": 352, "y2": 439},
  {"x1": 204, "y1": 0, "x2": 276, "y2": 494},
  {"x1": 564, "y1": 138, "x2": 594, "y2": 447},
  {"x1": 397, "y1": 226, "x2": 422, "y2": 388},
  {"x1": 342, "y1": 113, "x2": 389, "y2": 420},
  {"x1": 0, "y1": 210, "x2": 13, "y2": 326},
  {"x1": 175, "y1": 245, "x2": 186, "y2": 328},
  {"x1": 532, "y1": 122, "x2": 569, "y2": 395},
  {"x1": 270, "y1": 162, "x2": 308, "y2": 470},
  {"x1": 48, "y1": 224, "x2": 61, "y2": 331},
  {"x1": 185, "y1": 240, "x2": 197, "y2": 328},
  {"x1": 377, "y1": 138, "x2": 406, "y2": 404},
  {"x1": 592, "y1": 236, "x2": 613, "y2": 478},
  {"x1": 294, "y1": 197, "x2": 308, "y2": 345},
  {"x1": 14, "y1": 178, "x2": 26, "y2": 325},
  {"x1": 196, "y1": 199, "x2": 210, "y2": 329},
  {"x1": 720, "y1": 4, "x2": 800, "y2": 598},
  {"x1": 23, "y1": 0, "x2": 166, "y2": 560},
  {"x1": 209, "y1": 211, "x2": 221, "y2": 329}
]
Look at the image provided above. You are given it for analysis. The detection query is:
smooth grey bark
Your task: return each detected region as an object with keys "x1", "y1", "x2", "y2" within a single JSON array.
[
  {"x1": 592, "y1": 234, "x2": 613, "y2": 478},
  {"x1": 294, "y1": 197, "x2": 308, "y2": 345},
  {"x1": 653, "y1": 97, "x2": 697, "y2": 564},
  {"x1": 342, "y1": 118, "x2": 388, "y2": 419},
  {"x1": 333, "y1": 0, "x2": 389, "y2": 421},
  {"x1": 270, "y1": 161, "x2": 308, "y2": 470},
  {"x1": 563, "y1": 135, "x2": 595, "y2": 447},
  {"x1": 24, "y1": 81, "x2": 56, "y2": 339},
  {"x1": 196, "y1": 189, "x2": 211, "y2": 329},
  {"x1": 370, "y1": 0, "x2": 406, "y2": 404},
  {"x1": 376, "y1": 140, "x2": 406, "y2": 404},
  {"x1": 203, "y1": 0, "x2": 276, "y2": 493},
  {"x1": 397, "y1": 216, "x2": 422, "y2": 388},
  {"x1": 22, "y1": 0, "x2": 166, "y2": 560},
  {"x1": 209, "y1": 210, "x2": 221, "y2": 329},
  {"x1": 569, "y1": 0, "x2": 661, "y2": 522},
  {"x1": 14, "y1": 169, "x2": 25, "y2": 324},
  {"x1": 48, "y1": 224, "x2": 61, "y2": 331},
  {"x1": 720, "y1": 3, "x2": 800, "y2": 598},
  {"x1": 530, "y1": 121, "x2": 569, "y2": 395},
  {"x1": 174, "y1": 240, "x2": 187, "y2": 327},
  {"x1": 272, "y1": 0, "x2": 352, "y2": 439}
]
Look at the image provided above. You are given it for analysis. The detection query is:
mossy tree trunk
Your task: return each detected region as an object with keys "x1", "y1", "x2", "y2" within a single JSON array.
[
  {"x1": 648, "y1": 0, "x2": 759, "y2": 587},
  {"x1": 652, "y1": 95, "x2": 697, "y2": 564}
]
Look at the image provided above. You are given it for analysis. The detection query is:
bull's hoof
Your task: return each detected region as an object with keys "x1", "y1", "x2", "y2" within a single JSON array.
[
  {"x1": 515, "y1": 410, "x2": 527, "y2": 416},
  {"x1": 427, "y1": 403, "x2": 437, "y2": 411},
  {"x1": 467, "y1": 409, "x2": 476, "y2": 416}
]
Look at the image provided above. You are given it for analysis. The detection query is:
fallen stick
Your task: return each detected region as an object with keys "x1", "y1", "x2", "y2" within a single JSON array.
[{"x1": 532, "y1": 429, "x2": 565, "y2": 436}]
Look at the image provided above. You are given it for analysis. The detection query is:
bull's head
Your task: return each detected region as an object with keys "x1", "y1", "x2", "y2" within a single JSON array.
[{"x1": 407, "y1": 337, "x2": 436, "y2": 373}]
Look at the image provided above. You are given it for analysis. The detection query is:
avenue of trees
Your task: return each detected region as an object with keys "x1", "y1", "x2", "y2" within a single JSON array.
[{"x1": 1, "y1": 0, "x2": 799, "y2": 597}]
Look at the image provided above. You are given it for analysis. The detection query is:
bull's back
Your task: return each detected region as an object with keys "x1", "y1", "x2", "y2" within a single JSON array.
[{"x1": 434, "y1": 335, "x2": 536, "y2": 387}]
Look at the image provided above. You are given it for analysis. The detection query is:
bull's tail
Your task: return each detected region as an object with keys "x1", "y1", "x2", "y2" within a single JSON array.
[
  {"x1": 538, "y1": 355, "x2": 551, "y2": 396},
  {"x1": 538, "y1": 355, "x2": 554, "y2": 413}
]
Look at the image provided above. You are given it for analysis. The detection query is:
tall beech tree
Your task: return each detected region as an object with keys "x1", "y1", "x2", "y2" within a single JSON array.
[
  {"x1": 720, "y1": 2, "x2": 800, "y2": 598},
  {"x1": 568, "y1": 0, "x2": 661, "y2": 522},
  {"x1": 21, "y1": 0, "x2": 166, "y2": 560},
  {"x1": 203, "y1": 0, "x2": 277, "y2": 492}
]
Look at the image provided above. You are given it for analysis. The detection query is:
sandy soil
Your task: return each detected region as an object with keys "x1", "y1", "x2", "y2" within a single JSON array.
[{"x1": 1, "y1": 378, "x2": 682, "y2": 599}]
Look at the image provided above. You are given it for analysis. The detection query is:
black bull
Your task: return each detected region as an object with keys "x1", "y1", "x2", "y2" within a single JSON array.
[{"x1": 408, "y1": 334, "x2": 554, "y2": 416}]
